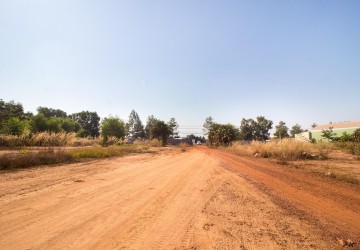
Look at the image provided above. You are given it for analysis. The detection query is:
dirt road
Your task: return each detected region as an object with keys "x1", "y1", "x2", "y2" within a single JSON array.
[{"x1": 0, "y1": 147, "x2": 359, "y2": 249}]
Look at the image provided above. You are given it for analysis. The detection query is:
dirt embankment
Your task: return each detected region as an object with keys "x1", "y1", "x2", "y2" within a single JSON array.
[{"x1": 0, "y1": 147, "x2": 359, "y2": 249}]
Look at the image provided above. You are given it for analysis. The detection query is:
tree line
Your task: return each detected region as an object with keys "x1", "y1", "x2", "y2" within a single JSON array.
[
  {"x1": 204, "y1": 116, "x2": 309, "y2": 146},
  {"x1": 0, "y1": 99, "x2": 179, "y2": 145}
]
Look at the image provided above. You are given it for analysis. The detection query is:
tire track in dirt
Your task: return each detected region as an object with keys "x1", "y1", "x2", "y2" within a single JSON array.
[
  {"x1": 205, "y1": 147, "x2": 360, "y2": 247},
  {"x1": 0, "y1": 147, "x2": 357, "y2": 249}
]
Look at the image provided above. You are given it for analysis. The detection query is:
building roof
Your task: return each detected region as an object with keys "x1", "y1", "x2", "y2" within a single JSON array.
[{"x1": 312, "y1": 121, "x2": 360, "y2": 131}]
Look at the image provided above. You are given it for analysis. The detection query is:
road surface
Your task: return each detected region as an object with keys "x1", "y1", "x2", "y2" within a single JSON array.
[{"x1": 0, "y1": 146, "x2": 359, "y2": 249}]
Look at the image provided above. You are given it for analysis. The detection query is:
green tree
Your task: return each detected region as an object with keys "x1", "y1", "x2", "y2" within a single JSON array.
[
  {"x1": 126, "y1": 110, "x2": 145, "y2": 138},
  {"x1": 167, "y1": 118, "x2": 179, "y2": 138},
  {"x1": 71, "y1": 111, "x2": 100, "y2": 137},
  {"x1": 321, "y1": 127, "x2": 337, "y2": 142},
  {"x1": 274, "y1": 121, "x2": 289, "y2": 139},
  {"x1": 208, "y1": 123, "x2": 239, "y2": 146},
  {"x1": 239, "y1": 118, "x2": 255, "y2": 141},
  {"x1": 252, "y1": 116, "x2": 273, "y2": 141},
  {"x1": 311, "y1": 123, "x2": 318, "y2": 129},
  {"x1": 100, "y1": 116, "x2": 126, "y2": 144},
  {"x1": 0, "y1": 99, "x2": 29, "y2": 130},
  {"x1": 203, "y1": 116, "x2": 214, "y2": 136},
  {"x1": 0, "y1": 117, "x2": 27, "y2": 135},
  {"x1": 61, "y1": 118, "x2": 81, "y2": 133},
  {"x1": 145, "y1": 115, "x2": 170, "y2": 145},
  {"x1": 290, "y1": 124, "x2": 305, "y2": 138},
  {"x1": 37, "y1": 107, "x2": 67, "y2": 118},
  {"x1": 47, "y1": 117, "x2": 63, "y2": 134},
  {"x1": 31, "y1": 113, "x2": 48, "y2": 133}
]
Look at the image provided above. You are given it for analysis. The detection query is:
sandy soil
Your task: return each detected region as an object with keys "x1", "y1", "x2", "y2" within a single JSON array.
[{"x1": 0, "y1": 146, "x2": 359, "y2": 249}]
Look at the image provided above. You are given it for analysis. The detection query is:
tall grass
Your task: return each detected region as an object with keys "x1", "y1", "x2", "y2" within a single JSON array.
[
  {"x1": 0, "y1": 132, "x2": 98, "y2": 148},
  {"x1": 0, "y1": 148, "x2": 73, "y2": 170},
  {"x1": 0, "y1": 145, "x2": 150, "y2": 170},
  {"x1": 227, "y1": 139, "x2": 332, "y2": 163},
  {"x1": 69, "y1": 145, "x2": 149, "y2": 159},
  {"x1": 336, "y1": 142, "x2": 360, "y2": 156},
  {"x1": 133, "y1": 138, "x2": 163, "y2": 147}
]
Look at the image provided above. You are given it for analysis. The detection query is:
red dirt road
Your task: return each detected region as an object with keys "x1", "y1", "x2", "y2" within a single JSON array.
[{"x1": 0, "y1": 147, "x2": 359, "y2": 249}]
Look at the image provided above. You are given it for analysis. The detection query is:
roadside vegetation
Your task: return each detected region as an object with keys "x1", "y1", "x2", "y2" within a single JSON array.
[
  {"x1": 0, "y1": 98, "x2": 182, "y2": 170},
  {"x1": 227, "y1": 139, "x2": 332, "y2": 163},
  {"x1": 0, "y1": 144, "x2": 151, "y2": 170},
  {"x1": 204, "y1": 116, "x2": 360, "y2": 185},
  {"x1": 0, "y1": 99, "x2": 179, "y2": 149}
]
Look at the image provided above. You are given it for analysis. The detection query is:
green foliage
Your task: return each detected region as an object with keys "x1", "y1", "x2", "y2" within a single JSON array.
[
  {"x1": 339, "y1": 132, "x2": 352, "y2": 142},
  {"x1": 321, "y1": 127, "x2": 338, "y2": 142},
  {"x1": 47, "y1": 117, "x2": 63, "y2": 134},
  {"x1": 126, "y1": 110, "x2": 145, "y2": 138},
  {"x1": 0, "y1": 117, "x2": 28, "y2": 136},
  {"x1": 71, "y1": 111, "x2": 100, "y2": 137},
  {"x1": 167, "y1": 117, "x2": 179, "y2": 138},
  {"x1": 30, "y1": 114, "x2": 80, "y2": 134},
  {"x1": 0, "y1": 99, "x2": 31, "y2": 130},
  {"x1": 145, "y1": 115, "x2": 170, "y2": 146},
  {"x1": 290, "y1": 124, "x2": 305, "y2": 138},
  {"x1": 239, "y1": 116, "x2": 273, "y2": 141},
  {"x1": 274, "y1": 121, "x2": 289, "y2": 139},
  {"x1": 239, "y1": 118, "x2": 254, "y2": 141},
  {"x1": 37, "y1": 106, "x2": 67, "y2": 118},
  {"x1": 208, "y1": 123, "x2": 239, "y2": 146},
  {"x1": 203, "y1": 116, "x2": 214, "y2": 136},
  {"x1": 100, "y1": 116, "x2": 126, "y2": 145},
  {"x1": 76, "y1": 128, "x2": 91, "y2": 138},
  {"x1": 253, "y1": 116, "x2": 273, "y2": 141},
  {"x1": 61, "y1": 118, "x2": 81, "y2": 133},
  {"x1": 31, "y1": 113, "x2": 48, "y2": 133}
]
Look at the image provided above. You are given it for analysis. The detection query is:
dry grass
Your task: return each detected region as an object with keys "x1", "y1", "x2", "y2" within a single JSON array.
[
  {"x1": 227, "y1": 140, "x2": 360, "y2": 185},
  {"x1": 326, "y1": 172, "x2": 359, "y2": 185},
  {"x1": 336, "y1": 142, "x2": 360, "y2": 156},
  {"x1": 0, "y1": 132, "x2": 97, "y2": 148},
  {"x1": 69, "y1": 145, "x2": 148, "y2": 159},
  {"x1": 133, "y1": 139, "x2": 163, "y2": 147},
  {"x1": 227, "y1": 139, "x2": 332, "y2": 163},
  {"x1": 179, "y1": 142, "x2": 190, "y2": 152},
  {"x1": 0, "y1": 148, "x2": 73, "y2": 170},
  {"x1": 0, "y1": 145, "x2": 150, "y2": 170}
]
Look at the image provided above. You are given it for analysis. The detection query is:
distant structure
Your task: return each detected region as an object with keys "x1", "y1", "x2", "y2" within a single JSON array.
[
  {"x1": 311, "y1": 121, "x2": 360, "y2": 142},
  {"x1": 294, "y1": 121, "x2": 360, "y2": 142},
  {"x1": 294, "y1": 131, "x2": 312, "y2": 142}
]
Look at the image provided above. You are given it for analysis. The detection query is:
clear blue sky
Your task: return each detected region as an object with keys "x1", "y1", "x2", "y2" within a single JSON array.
[{"x1": 1, "y1": 0, "x2": 359, "y2": 136}]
